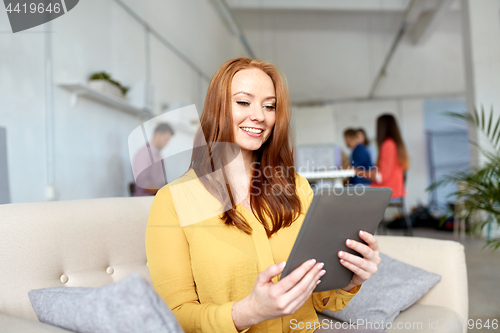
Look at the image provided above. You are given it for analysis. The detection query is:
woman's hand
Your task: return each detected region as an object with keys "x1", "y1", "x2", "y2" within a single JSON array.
[
  {"x1": 232, "y1": 259, "x2": 326, "y2": 331},
  {"x1": 348, "y1": 166, "x2": 379, "y2": 183},
  {"x1": 338, "y1": 230, "x2": 381, "y2": 289}
]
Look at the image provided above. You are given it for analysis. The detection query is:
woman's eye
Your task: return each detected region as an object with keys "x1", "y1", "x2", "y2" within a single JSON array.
[
  {"x1": 264, "y1": 105, "x2": 276, "y2": 111},
  {"x1": 237, "y1": 101, "x2": 250, "y2": 106}
]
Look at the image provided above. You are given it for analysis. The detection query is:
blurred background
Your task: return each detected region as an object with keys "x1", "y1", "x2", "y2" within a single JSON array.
[
  {"x1": 1, "y1": 0, "x2": 500, "y2": 329},
  {"x1": 0, "y1": 0, "x2": 491, "y2": 208}
]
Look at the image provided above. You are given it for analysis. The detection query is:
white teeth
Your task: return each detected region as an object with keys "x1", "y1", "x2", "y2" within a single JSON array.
[{"x1": 241, "y1": 127, "x2": 263, "y2": 134}]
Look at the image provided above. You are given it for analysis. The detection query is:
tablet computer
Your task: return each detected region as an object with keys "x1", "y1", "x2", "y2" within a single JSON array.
[{"x1": 280, "y1": 187, "x2": 393, "y2": 292}]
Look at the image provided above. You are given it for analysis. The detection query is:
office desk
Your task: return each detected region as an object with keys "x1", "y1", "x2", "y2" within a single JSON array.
[{"x1": 298, "y1": 170, "x2": 355, "y2": 188}]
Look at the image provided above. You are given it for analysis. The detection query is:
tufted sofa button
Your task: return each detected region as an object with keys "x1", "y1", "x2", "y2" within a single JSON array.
[
  {"x1": 60, "y1": 274, "x2": 69, "y2": 283},
  {"x1": 106, "y1": 267, "x2": 114, "y2": 275}
]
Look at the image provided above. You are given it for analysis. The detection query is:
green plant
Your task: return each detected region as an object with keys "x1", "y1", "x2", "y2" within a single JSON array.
[
  {"x1": 427, "y1": 107, "x2": 500, "y2": 251},
  {"x1": 89, "y1": 71, "x2": 129, "y2": 96}
]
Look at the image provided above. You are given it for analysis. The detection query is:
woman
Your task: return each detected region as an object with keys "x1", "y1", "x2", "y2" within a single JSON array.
[
  {"x1": 356, "y1": 128, "x2": 370, "y2": 147},
  {"x1": 355, "y1": 115, "x2": 409, "y2": 199},
  {"x1": 356, "y1": 128, "x2": 376, "y2": 164},
  {"x1": 343, "y1": 128, "x2": 372, "y2": 185},
  {"x1": 145, "y1": 58, "x2": 382, "y2": 333}
]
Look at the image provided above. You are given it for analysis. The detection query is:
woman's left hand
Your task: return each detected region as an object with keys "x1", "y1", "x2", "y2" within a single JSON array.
[{"x1": 338, "y1": 230, "x2": 381, "y2": 290}]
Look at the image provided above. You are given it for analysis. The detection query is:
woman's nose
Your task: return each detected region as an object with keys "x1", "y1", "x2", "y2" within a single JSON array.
[{"x1": 249, "y1": 105, "x2": 265, "y2": 122}]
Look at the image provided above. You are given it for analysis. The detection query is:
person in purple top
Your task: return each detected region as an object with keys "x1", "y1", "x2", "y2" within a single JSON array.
[
  {"x1": 344, "y1": 128, "x2": 373, "y2": 185},
  {"x1": 132, "y1": 123, "x2": 174, "y2": 196}
]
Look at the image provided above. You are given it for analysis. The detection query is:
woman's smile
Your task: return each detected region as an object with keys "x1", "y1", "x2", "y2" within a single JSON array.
[{"x1": 239, "y1": 126, "x2": 264, "y2": 137}]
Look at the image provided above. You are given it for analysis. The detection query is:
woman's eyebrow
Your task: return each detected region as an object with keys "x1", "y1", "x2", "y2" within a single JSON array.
[{"x1": 233, "y1": 91, "x2": 276, "y2": 100}]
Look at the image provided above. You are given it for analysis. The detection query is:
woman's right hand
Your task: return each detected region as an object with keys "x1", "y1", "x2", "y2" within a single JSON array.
[{"x1": 232, "y1": 259, "x2": 326, "y2": 331}]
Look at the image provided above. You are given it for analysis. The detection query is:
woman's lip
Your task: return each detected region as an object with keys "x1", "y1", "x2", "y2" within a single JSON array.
[
  {"x1": 240, "y1": 126, "x2": 264, "y2": 130},
  {"x1": 240, "y1": 127, "x2": 263, "y2": 137}
]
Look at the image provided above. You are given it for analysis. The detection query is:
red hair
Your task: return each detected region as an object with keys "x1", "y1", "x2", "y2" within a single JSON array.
[{"x1": 190, "y1": 57, "x2": 301, "y2": 237}]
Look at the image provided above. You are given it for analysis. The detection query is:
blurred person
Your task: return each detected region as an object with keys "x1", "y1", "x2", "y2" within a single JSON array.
[
  {"x1": 344, "y1": 128, "x2": 373, "y2": 185},
  {"x1": 132, "y1": 123, "x2": 174, "y2": 196},
  {"x1": 357, "y1": 128, "x2": 370, "y2": 146},
  {"x1": 356, "y1": 127, "x2": 376, "y2": 163},
  {"x1": 146, "y1": 58, "x2": 384, "y2": 333},
  {"x1": 354, "y1": 114, "x2": 409, "y2": 199}
]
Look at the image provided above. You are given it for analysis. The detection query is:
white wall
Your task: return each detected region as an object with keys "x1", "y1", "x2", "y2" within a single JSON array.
[
  {"x1": 0, "y1": 17, "x2": 47, "y2": 203},
  {"x1": 0, "y1": 0, "x2": 245, "y2": 203},
  {"x1": 291, "y1": 105, "x2": 336, "y2": 145},
  {"x1": 400, "y1": 99, "x2": 429, "y2": 211}
]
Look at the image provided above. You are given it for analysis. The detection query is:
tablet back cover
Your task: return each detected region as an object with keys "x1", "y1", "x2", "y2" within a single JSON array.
[{"x1": 280, "y1": 187, "x2": 392, "y2": 292}]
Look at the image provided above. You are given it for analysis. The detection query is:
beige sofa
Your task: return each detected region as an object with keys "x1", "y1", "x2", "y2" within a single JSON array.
[{"x1": 0, "y1": 197, "x2": 468, "y2": 332}]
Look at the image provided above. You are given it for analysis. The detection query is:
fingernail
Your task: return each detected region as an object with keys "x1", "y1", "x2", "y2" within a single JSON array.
[
  {"x1": 317, "y1": 280, "x2": 321, "y2": 285},
  {"x1": 309, "y1": 259, "x2": 317, "y2": 266},
  {"x1": 340, "y1": 259, "x2": 345, "y2": 263},
  {"x1": 346, "y1": 239, "x2": 351, "y2": 245},
  {"x1": 281, "y1": 261, "x2": 286, "y2": 268},
  {"x1": 339, "y1": 251, "x2": 344, "y2": 257},
  {"x1": 317, "y1": 262, "x2": 325, "y2": 269},
  {"x1": 320, "y1": 269, "x2": 326, "y2": 276},
  {"x1": 360, "y1": 230, "x2": 364, "y2": 235}
]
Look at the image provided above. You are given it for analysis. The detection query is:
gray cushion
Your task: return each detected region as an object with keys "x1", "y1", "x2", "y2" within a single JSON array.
[
  {"x1": 28, "y1": 273, "x2": 184, "y2": 333},
  {"x1": 321, "y1": 253, "x2": 441, "y2": 329}
]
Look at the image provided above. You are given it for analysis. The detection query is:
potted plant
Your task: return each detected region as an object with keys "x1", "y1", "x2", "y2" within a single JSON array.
[
  {"x1": 88, "y1": 72, "x2": 129, "y2": 98},
  {"x1": 428, "y1": 107, "x2": 500, "y2": 251}
]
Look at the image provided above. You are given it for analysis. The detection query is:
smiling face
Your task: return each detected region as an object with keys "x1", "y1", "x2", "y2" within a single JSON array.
[{"x1": 231, "y1": 68, "x2": 277, "y2": 156}]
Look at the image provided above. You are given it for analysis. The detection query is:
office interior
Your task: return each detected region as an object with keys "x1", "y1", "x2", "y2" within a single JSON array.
[{"x1": 0, "y1": 1, "x2": 499, "y2": 332}]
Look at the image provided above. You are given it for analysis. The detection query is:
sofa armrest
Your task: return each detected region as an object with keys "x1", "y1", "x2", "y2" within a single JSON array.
[
  {"x1": 0, "y1": 312, "x2": 74, "y2": 332},
  {"x1": 375, "y1": 236, "x2": 468, "y2": 330}
]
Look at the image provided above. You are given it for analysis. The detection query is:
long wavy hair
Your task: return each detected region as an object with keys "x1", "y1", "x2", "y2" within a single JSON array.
[
  {"x1": 376, "y1": 114, "x2": 410, "y2": 170},
  {"x1": 190, "y1": 57, "x2": 302, "y2": 237}
]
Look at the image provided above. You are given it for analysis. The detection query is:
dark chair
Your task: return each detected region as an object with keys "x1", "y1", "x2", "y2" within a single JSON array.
[
  {"x1": 128, "y1": 182, "x2": 135, "y2": 197},
  {"x1": 378, "y1": 173, "x2": 413, "y2": 236}
]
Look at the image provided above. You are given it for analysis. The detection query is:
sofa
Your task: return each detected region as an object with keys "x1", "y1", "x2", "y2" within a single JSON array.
[{"x1": 0, "y1": 197, "x2": 468, "y2": 332}]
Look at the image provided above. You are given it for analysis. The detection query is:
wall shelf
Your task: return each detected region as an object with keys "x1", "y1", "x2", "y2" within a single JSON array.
[{"x1": 59, "y1": 83, "x2": 154, "y2": 117}]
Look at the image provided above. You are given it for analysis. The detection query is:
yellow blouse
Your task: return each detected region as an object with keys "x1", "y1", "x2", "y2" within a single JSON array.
[{"x1": 145, "y1": 168, "x2": 361, "y2": 333}]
